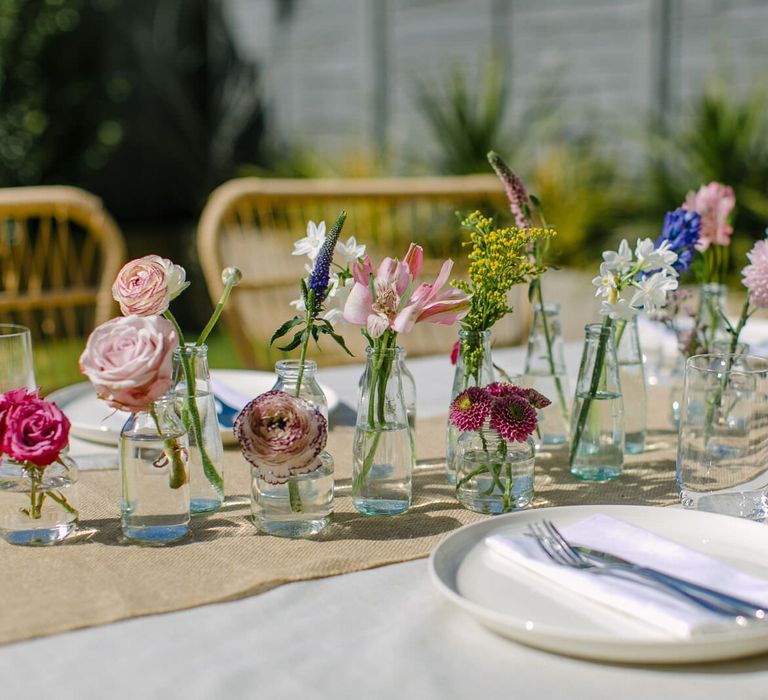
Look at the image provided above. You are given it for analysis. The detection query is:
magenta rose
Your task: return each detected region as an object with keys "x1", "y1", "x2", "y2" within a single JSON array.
[
  {"x1": 234, "y1": 391, "x2": 327, "y2": 484},
  {"x1": 0, "y1": 392, "x2": 70, "y2": 467},
  {"x1": 79, "y1": 315, "x2": 178, "y2": 412},
  {"x1": 112, "y1": 255, "x2": 187, "y2": 316},
  {"x1": 0, "y1": 387, "x2": 39, "y2": 436}
]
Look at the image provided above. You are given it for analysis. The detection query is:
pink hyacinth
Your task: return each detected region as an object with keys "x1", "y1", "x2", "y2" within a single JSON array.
[
  {"x1": 449, "y1": 387, "x2": 491, "y2": 432},
  {"x1": 682, "y1": 182, "x2": 735, "y2": 251},
  {"x1": 743, "y1": 239, "x2": 768, "y2": 309},
  {"x1": 489, "y1": 394, "x2": 538, "y2": 443}
]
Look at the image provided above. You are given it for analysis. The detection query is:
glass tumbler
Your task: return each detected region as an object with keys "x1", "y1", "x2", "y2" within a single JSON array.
[{"x1": 0, "y1": 324, "x2": 35, "y2": 392}]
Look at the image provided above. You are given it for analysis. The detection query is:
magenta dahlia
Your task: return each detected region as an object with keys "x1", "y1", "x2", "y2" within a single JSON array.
[
  {"x1": 524, "y1": 388, "x2": 552, "y2": 410},
  {"x1": 449, "y1": 387, "x2": 491, "y2": 431},
  {"x1": 485, "y1": 382, "x2": 527, "y2": 398},
  {"x1": 489, "y1": 394, "x2": 538, "y2": 442}
]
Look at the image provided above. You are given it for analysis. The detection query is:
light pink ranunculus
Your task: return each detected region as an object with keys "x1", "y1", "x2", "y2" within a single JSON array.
[
  {"x1": 682, "y1": 182, "x2": 735, "y2": 251},
  {"x1": 234, "y1": 391, "x2": 327, "y2": 484},
  {"x1": 0, "y1": 390, "x2": 70, "y2": 467},
  {"x1": 112, "y1": 255, "x2": 187, "y2": 316},
  {"x1": 79, "y1": 315, "x2": 178, "y2": 412}
]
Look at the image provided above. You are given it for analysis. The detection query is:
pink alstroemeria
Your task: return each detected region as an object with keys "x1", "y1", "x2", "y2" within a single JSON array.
[{"x1": 344, "y1": 245, "x2": 470, "y2": 338}]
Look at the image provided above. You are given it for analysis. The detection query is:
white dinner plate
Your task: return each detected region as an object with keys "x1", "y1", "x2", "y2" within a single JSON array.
[
  {"x1": 429, "y1": 504, "x2": 768, "y2": 663},
  {"x1": 48, "y1": 369, "x2": 339, "y2": 447}
]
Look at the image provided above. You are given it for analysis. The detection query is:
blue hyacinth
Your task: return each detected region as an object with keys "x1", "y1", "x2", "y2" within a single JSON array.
[
  {"x1": 308, "y1": 211, "x2": 347, "y2": 311},
  {"x1": 656, "y1": 208, "x2": 701, "y2": 274}
]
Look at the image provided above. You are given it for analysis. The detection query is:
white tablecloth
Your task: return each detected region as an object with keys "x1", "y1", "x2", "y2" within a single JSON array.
[{"x1": 5, "y1": 345, "x2": 768, "y2": 699}]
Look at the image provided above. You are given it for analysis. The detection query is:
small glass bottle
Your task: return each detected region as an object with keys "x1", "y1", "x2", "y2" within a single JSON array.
[
  {"x1": 172, "y1": 344, "x2": 224, "y2": 513},
  {"x1": 455, "y1": 427, "x2": 534, "y2": 514},
  {"x1": 272, "y1": 359, "x2": 328, "y2": 420},
  {"x1": 615, "y1": 316, "x2": 647, "y2": 454},
  {"x1": 399, "y1": 349, "x2": 417, "y2": 461},
  {"x1": 523, "y1": 303, "x2": 571, "y2": 448},
  {"x1": 569, "y1": 322, "x2": 624, "y2": 481},
  {"x1": 119, "y1": 397, "x2": 190, "y2": 544},
  {"x1": 697, "y1": 283, "x2": 729, "y2": 353},
  {"x1": 446, "y1": 329, "x2": 495, "y2": 484},
  {"x1": 352, "y1": 346, "x2": 413, "y2": 515},
  {"x1": 0, "y1": 454, "x2": 78, "y2": 545}
]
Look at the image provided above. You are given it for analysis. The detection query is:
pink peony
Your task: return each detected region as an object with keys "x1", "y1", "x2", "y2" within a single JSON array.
[
  {"x1": 234, "y1": 391, "x2": 327, "y2": 485},
  {"x1": 742, "y1": 239, "x2": 768, "y2": 308},
  {"x1": 489, "y1": 394, "x2": 538, "y2": 443},
  {"x1": 112, "y1": 255, "x2": 187, "y2": 316},
  {"x1": 449, "y1": 387, "x2": 491, "y2": 431},
  {"x1": 0, "y1": 390, "x2": 70, "y2": 467},
  {"x1": 79, "y1": 315, "x2": 178, "y2": 412},
  {"x1": 682, "y1": 182, "x2": 735, "y2": 251}
]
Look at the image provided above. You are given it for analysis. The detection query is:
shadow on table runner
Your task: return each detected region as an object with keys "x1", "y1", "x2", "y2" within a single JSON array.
[{"x1": 0, "y1": 417, "x2": 677, "y2": 646}]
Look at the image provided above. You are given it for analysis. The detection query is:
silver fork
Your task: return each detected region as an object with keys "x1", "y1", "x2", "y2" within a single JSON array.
[{"x1": 528, "y1": 521, "x2": 764, "y2": 619}]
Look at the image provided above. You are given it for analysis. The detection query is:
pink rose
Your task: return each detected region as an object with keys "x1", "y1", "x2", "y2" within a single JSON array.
[
  {"x1": 234, "y1": 391, "x2": 327, "y2": 484},
  {"x1": 0, "y1": 392, "x2": 70, "y2": 467},
  {"x1": 112, "y1": 255, "x2": 187, "y2": 316},
  {"x1": 682, "y1": 182, "x2": 735, "y2": 251},
  {"x1": 79, "y1": 315, "x2": 178, "y2": 412}
]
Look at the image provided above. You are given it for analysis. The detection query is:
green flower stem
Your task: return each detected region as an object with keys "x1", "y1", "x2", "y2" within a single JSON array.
[
  {"x1": 165, "y1": 310, "x2": 223, "y2": 496},
  {"x1": 28, "y1": 468, "x2": 43, "y2": 519},
  {"x1": 150, "y1": 405, "x2": 189, "y2": 490},
  {"x1": 47, "y1": 490, "x2": 78, "y2": 520},
  {"x1": 568, "y1": 316, "x2": 613, "y2": 467},
  {"x1": 195, "y1": 273, "x2": 239, "y2": 346},
  {"x1": 532, "y1": 280, "x2": 570, "y2": 427}
]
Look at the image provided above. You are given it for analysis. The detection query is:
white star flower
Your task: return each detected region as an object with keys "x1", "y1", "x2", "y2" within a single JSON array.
[
  {"x1": 635, "y1": 238, "x2": 678, "y2": 274},
  {"x1": 292, "y1": 220, "x2": 326, "y2": 261},
  {"x1": 600, "y1": 296, "x2": 639, "y2": 321},
  {"x1": 602, "y1": 240, "x2": 633, "y2": 272},
  {"x1": 630, "y1": 271, "x2": 678, "y2": 314},
  {"x1": 336, "y1": 236, "x2": 366, "y2": 265},
  {"x1": 592, "y1": 262, "x2": 617, "y2": 298}
]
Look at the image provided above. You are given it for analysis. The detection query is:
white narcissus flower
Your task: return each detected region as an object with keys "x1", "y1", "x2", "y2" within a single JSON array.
[
  {"x1": 591, "y1": 262, "x2": 617, "y2": 298},
  {"x1": 336, "y1": 236, "x2": 366, "y2": 265},
  {"x1": 635, "y1": 238, "x2": 678, "y2": 274},
  {"x1": 630, "y1": 272, "x2": 679, "y2": 314},
  {"x1": 602, "y1": 240, "x2": 632, "y2": 272},
  {"x1": 292, "y1": 221, "x2": 326, "y2": 260},
  {"x1": 600, "y1": 296, "x2": 638, "y2": 321}
]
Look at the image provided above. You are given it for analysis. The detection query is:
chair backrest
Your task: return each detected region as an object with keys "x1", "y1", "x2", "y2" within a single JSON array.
[
  {"x1": 0, "y1": 186, "x2": 126, "y2": 389},
  {"x1": 197, "y1": 175, "x2": 530, "y2": 369}
]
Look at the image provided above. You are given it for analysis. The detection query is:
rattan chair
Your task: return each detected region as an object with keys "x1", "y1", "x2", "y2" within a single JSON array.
[
  {"x1": 196, "y1": 175, "x2": 531, "y2": 369},
  {"x1": 0, "y1": 186, "x2": 126, "y2": 389}
]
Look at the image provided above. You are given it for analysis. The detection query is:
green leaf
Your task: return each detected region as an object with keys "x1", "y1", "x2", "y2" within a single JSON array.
[
  {"x1": 278, "y1": 328, "x2": 305, "y2": 352},
  {"x1": 270, "y1": 316, "x2": 304, "y2": 345},
  {"x1": 326, "y1": 327, "x2": 354, "y2": 356}
]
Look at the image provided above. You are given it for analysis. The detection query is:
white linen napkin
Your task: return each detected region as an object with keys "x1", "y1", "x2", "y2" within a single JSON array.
[{"x1": 485, "y1": 513, "x2": 768, "y2": 638}]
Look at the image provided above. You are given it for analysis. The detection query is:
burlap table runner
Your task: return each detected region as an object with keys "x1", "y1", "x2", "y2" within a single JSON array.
[{"x1": 0, "y1": 394, "x2": 678, "y2": 646}]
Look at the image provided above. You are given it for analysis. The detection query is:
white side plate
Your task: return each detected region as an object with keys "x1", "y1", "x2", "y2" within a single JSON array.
[
  {"x1": 48, "y1": 369, "x2": 339, "y2": 447},
  {"x1": 429, "y1": 504, "x2": 768, "y2": 663}
]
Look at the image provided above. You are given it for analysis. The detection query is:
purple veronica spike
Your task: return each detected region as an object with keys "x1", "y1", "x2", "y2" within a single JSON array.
[{"x1": 308, "y1": 211, "x2": 347, "y2": 310}]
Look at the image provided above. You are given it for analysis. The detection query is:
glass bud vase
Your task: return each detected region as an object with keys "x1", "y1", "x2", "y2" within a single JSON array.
[
  {"x1": 172, "y1": 344, "x2": 224, "y2": 514},
  {"x1": 614, "y1": 316, "x2": 647, "y2": 454},
  {"x1": 250, "y1": 451, "x2": 334, "y2": 537},
  {"x1": 0, "y1": 454, "x2": 79, "y2": 545},
  {"x1": 446, "y1": 329, "x2": 495, "y2": 485},
  {"x1": 569, "y1": 322, "x2": 624, "y2": 481},
  {"x1": 399, "y1": 349, "x2": 417, "y2": 462},
  {"x1": 352, "y1": 346, "x2": 413, "y2": 515},
  {"x1": 523, "y1": 303, "x2": 571, "y2": 448},
  {"x1": 119, "y1": 397, "x2": 190, "y2": 544},
  {"x1": 455, "y1": 427, "x2": 535, "y2": 514},
  {"x1": 272, "y1": 359, "x2": 328, "y2": 421}
]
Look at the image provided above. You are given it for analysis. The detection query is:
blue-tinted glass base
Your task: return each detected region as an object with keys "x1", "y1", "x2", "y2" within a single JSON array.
[
  {"x1": 625, "y1": 438, "x2": 646, "y2": 455},
  {"x1": 123, "y1": 523, "x2": 188, "y2": 544},
  {"x1": 2, "y1": 522, "x2": 75, "y2": 546},
  {"x1": 352, "y1": 498, "x2": 410, "y2": 516},
  {"x1": 255, "y1": 515, "x2": 329, "y2": 538},
  {"x1": 191, "y1": 498, "x2": 222, "y2": 514},
  {"x1": 541, "y1": 433, "x2": 567, "y2": 446},
  {"x1": 570, "y1": 466, "x2": 622, "y2": 482}
]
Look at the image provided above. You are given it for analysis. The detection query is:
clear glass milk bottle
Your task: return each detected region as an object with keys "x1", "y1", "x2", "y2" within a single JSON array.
[
  {"x1": 446, "y1": 329, "x2": 495, "y2": 484},
  {"x1": 523, "y1": 303, "x2": 571, "y2": 448},
  {"x1": 352, "y1": 346, "x2": 413, "y2": 515},
  {"x1": 119, "y1": 397, "x2": 190, "y2": 544},
  {"x1": 272, "y1": 359, "x2": 328, "y2": 420},
  {"x1": 172, "y1": 344, "x2": 224, "y2": 513},
  {"x1": 569, "y1": 322, "x2": 624, "y2": 481}
]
